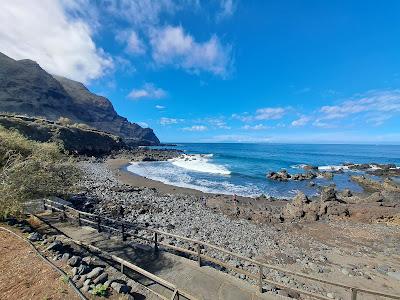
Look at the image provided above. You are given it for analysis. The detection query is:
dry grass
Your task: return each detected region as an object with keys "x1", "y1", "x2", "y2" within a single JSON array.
[{"x1": 0, "y1": 125, "x2": 80, "y2": 218}]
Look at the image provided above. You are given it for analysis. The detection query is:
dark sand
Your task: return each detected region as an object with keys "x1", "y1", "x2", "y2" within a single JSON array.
[
  {"x1": 106, "y1": 158, "x2": 257, "y2": 202},
  {"x1": 107, "y1": 158, "x2": 210, "y2": 196}
]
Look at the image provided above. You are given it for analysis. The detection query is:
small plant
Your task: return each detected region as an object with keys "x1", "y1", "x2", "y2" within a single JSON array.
[
  {"x1": 60, "y1": 275, "x2": 69, "y2": 284},
  {"x1": 91, "y1": 284, "x2": 108, "y2": 297}
]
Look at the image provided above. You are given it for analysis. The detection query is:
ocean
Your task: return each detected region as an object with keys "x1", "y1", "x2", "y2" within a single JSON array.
[{"x1": 126, "y1": 143, "x2": 400, "y2": 198}]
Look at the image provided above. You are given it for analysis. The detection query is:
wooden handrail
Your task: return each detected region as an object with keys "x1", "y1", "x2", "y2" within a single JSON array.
[
  {"x1": 69, "y1": 238, "x2": 195, "y2": 300},
  {"x1": 42, "y1": 198, "x2": 400, "y2": 300}
]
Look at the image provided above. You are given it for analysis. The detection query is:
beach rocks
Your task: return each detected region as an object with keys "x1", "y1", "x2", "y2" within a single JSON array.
[
  {"x1": 111, "y1": 282, "x2": 131, "y2": 294},
  {"x1": 351, "y1": 176, "x2": 400, "y2": 193},
  {"x1": 320, "y1": 187, "x2": 337, "y2": 202},
  {"x1": 303, "y1": 165, "x2": 318, "y2": 171},
  {"x1": 267, "y1": 170, "x2": 291, "y2": 181},
  {"x1": 28, "y1": 232, "x2": 42, "y2": 242},
  {"x1": 86, "y1": 267, "x2": 104, "y2": 279},
  {"x1": 68, "y1": 255, "x2": 81, "y2": 267},
  {"x1": 46, "y1": 240, "x2": 63, "y2": 252},
  {"x1": 282, "y1": 188, "x2": 349, "y2": 222},
  {"x1": 267, "y1": 170, "x2": 317, "y2": 181}
]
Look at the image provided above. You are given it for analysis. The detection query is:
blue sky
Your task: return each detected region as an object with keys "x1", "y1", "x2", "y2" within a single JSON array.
[{"x1": 1, "y1": 1, "x2": 400, "y2": 143}]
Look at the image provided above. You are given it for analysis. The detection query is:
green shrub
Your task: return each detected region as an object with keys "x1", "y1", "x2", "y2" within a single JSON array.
[
  {"x1": 91, "y1": 284, "x2": 108, "y2": 296},
  {"x1": 0, "y1": 125, "x2": 80, "y2": 219}
]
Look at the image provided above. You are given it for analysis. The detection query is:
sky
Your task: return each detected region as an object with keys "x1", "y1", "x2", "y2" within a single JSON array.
[{"x1": 1, "y1": 0, "x2": 400, "y2": 144}]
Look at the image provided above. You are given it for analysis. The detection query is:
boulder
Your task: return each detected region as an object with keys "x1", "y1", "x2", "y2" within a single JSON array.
[
  {"x1": 45, "y1": 240, "x2": 63, "y2": 252},
  {"x1": 341, "y1": 189, "x2": 352, "y2": 197},
  {"x1": 320, "y1": 187, "x2": 337, "y2": 202},
  {"x1": 61, "y1": 253, "x2": 71, "y2": 262},
  {"x1": 28, "y1": 232, "x2": 42, "y2": 242},
  {"x1": 75, "y1": 264, "x2": 90, "y2": 275},
  {"x1": 68, "y1": 256, "x2": 81, "y2": 267},
  {"x1": 111, "y1": 282, "x2": 131, "y2": 294},
  {"x1": 93, "y1": 273, "x2": 108, "y2": 284},
  {"x1": 303, "y1": 165, "x2": 318, "y2": 171},
  {"x1": 86, "y1": 267, "x2": 103, "y2": 279}
]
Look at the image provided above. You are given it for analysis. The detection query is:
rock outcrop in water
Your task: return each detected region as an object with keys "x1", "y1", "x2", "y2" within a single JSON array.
[{"x1": 0, "y1": 52, "x2": 159, "y2": 146}]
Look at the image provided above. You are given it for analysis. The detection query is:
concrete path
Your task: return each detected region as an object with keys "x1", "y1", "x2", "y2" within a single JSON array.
[{"x1": 38, "y1": 212, "x2": 283, "y2": 300}]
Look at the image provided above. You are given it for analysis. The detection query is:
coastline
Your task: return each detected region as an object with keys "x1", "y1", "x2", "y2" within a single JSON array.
[
  {"x1": 75, "y1": 159, "x2": 400, "y2": 298},
  {"x1": 106, "y1": 158, "x2": 257, "y2": 201}
]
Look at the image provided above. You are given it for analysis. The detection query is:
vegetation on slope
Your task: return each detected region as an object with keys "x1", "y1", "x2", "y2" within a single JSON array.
[{"x1": 0, "y1": 125, "x2": 80, "y2": 218}]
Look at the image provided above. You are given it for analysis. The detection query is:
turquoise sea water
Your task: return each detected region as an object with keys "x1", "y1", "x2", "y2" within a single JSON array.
[{"x1": 127, "y1": 143, "x2": 400, "y2": 198}]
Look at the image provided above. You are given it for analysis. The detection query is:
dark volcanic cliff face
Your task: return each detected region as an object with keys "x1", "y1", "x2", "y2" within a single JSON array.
[{"x1": 0, "y1": 52, "x2": 160, "y2": 146}]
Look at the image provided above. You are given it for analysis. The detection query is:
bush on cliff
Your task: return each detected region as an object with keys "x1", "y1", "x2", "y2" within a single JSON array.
[{"x1": 0, "y1": 125, "x2": 80, "y2": 219}]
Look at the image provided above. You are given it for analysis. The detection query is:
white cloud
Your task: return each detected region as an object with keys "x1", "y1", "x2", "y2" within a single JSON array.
[
  {"x1": 103, "y1": 0, "x2": 176, "y2": 28},
  {"x1": 217, "y1": 0, "x2": 236, "y2": 20},
  {"x1": 117, "y1": 31, "x2": 146, "y2": 55},
  {"x1": 291, "y1": 116, "x2": 310, "y2": 127},
  {"x1": 183, "y1": 125, "x2": 208, "y2": 132},
  {"x1": 137, "y1": 121, "x2": 149, "y2": 128},
  {"x1": 242, "y1": 124, "x2": 269, "y2": 130},
  {"x1": 128, "y1": 83, "x2": 167, "y2": 100},
  {"x1": 312, "y1": 120, "x2": 335, "y2": 128},
  {"x1": 320, "y1": 90, "x2": 400, "y2": 120},
  {"x1": 0, "y1": 0, "x2": 112, "y2": 83},
  {"x1": 197, "y1": 117, "x2": 231, "y2": 129},
  {"x1": 232, "y1": 113, "x2": 253, "y2": 122},
  {"x1": 206, "y1": 134, "x2": 272, "y2": 143},
  {"x1": 160, "y1": 117, "x2": 182, "y2": 125},
  {"x1": 149, "y1": 25, "x2": 232, "y2": 77},
  {"x1": 155, "y1": 105, "x2": 166, "y2": 109},
  {"x1": 255, "y1": 107, "x2": 287, "y2": 120},
  {"x1": 233, "y1": 108, "x2": 287, "y2": 122},
  {"x1": 315, "y1": 89, "x2": 400, "y2": 127}
]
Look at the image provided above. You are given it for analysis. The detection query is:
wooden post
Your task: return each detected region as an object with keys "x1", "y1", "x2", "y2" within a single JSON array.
[
  {"x1": 350, "y1": 288, "x2": 357, "y2": 300},
  {"x1": 197, "y1": 243, "x2": 201, "y2": 267},
  {"x1": 78, "y1": 213, "x2": 81, "y2": 226},
  {"x1": 121, "y1": 224, "x2": 126, "y2": 241},
  {"x1": 43, "y1": 199, "x2": 46, "y2": 211},
  {"x1": 51, "y1": 204, "x2": 55, "y2": 213},
  {"x1": 97, "y1": 216, "x2": 101, "y2": 232},
  {"x1": 154, "y1": 232, "x2": 158, "y2": 252},
  {"x1": 258, "y1": 264, "x2": 263, "y2": 293},
  {"x1": 120, "y1": 262, "x2": 124, "y2": 274},
  {"x1": 62, "y1": 205, "x2": 67, "y2": 218}
]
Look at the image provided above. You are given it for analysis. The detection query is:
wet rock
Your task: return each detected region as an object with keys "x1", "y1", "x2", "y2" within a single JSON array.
[{"x1": 303, "y1": 165, "x2": 318, "y2": 171}]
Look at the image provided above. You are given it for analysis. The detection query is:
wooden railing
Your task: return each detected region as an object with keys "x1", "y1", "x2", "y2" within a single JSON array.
[
  {"x1": 43, "y1": 198, "x2": 400, "y2": 300},
  {"x1": 70, "y1": 238, "x2": 195, "y2": 300}
]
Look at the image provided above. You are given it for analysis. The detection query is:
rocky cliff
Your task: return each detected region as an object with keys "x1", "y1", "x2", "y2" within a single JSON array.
[
  {"x1": 0, "y1": 52, "x2": 159, "y2": 146},
  {"x1": 0, "y1": 114, "x2": 126, "y2": 156}
]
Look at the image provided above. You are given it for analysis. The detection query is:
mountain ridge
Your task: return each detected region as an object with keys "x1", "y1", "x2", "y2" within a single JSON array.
[{"x1": 0, "y1": 52, "x2": 160, "y2": 146}]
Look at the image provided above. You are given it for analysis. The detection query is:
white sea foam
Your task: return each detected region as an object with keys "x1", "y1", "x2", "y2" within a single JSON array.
[
  {"x1": 291, "y1": 164, "x2": 307, "y2": 169},
  {"x1": 318, "y1": 165, "x2": 349, "y2": 171},
  {"x1": 169, "y1": 154, "x2": 231, "y2": 175},
  {"x1": 126, "y1": 161, "x2": 260, "y2": 197}
]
